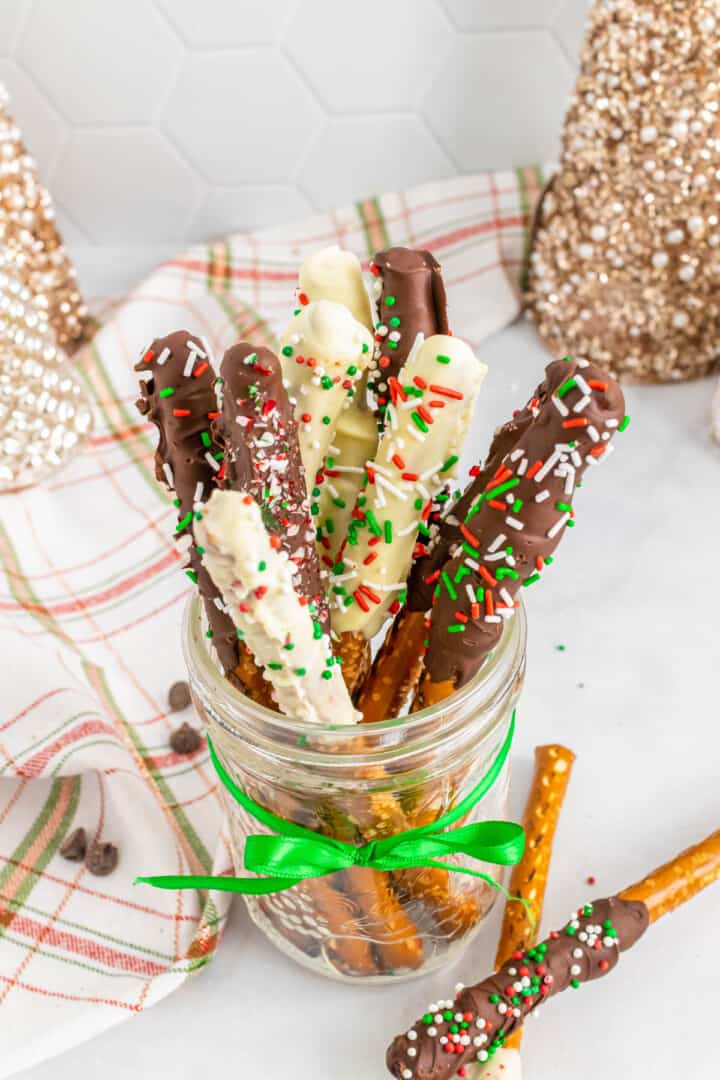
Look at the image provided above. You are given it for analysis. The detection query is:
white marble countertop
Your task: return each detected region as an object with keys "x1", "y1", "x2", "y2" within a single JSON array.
[{"x1": 19, "y1": 320, "x2": 720, "y2": 1080}]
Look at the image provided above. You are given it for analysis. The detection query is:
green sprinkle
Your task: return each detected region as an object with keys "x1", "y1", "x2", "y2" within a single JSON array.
[
  {"x1": 556, "y1": 376, "x2": 577, "y2": 398},
  {"x1": 618, "y1": 414, "x2": 631, "y2": 432},
  {"x1": 322, "y1": 415, "x2": 331, "y2": 425},
  {"x1": 201, "y1": 431, "x2": 212, "y2": 448},
  {"x1": 511, "y1": 498, "x2": 523, "y2": 512},
  {"x1": 321, "y1": 670, "x2": 332, "y2": 680},
  {"x1": 475, "y1": 586, "x2": 485, "y2": 601},
  {"x1": 414, "y1": 497, "x2": 423, "y2": 511},
  {"x1": 567, "y1": 518, "x2": 575, "y2": 528},
  {"x1": 570, "y1": 979, "x2": 580, "y2": 989},
  {"x1": 313, "y1": 621, "x2": 323, "y2": 640},
  {"x1": 159, "y1": 386, "x2": 174, "y2": 398},
  {"x1": 422, "y1": 1015, "x2": 433, "y2": 1026},
  {"x1": 310, "y1": 502, "x2": 319, "y2": 516},
  {"x1": 297, "y1": 735, "x2": 308, "y2": 747},
  {"x1": 294, "y1": 667, "x2": 307, "y2": 677},
  {"x1": 523, "y1": 572, "x2": 541, "y2": 586},
  {"x1": 496, "y1": 567, "x2": 518, "y2": 581},
  {"x1": 545, "y1": 555, "x2": 554, "y2": 565},
  {"x1": 566, "y1": 925, "x2": 576, "y2": 936},
  {"x1": 347, "y1": 364, "x2": 358, "y2": 375},
  {"x1": 361, "y1": 343, "x2": 369, "y2": 353},
  {"x1": 332, "y1": 497, "x2": 346, "y2": 509},
  {"x1": 385, "y1": 295, "x2": 396, "y2": 307},
  {"x1": 556, "y1": 644, "x2": 566, "y2": 652},
  {"x1": 489, "y1": 994, "x2": 500, "y2": 1005},
  {"x1": 185, "y1": 569, "x2": 198, "y2": 584},
  {"x1": 453, "y1": 565, "x2": 470, "y2": 583},
  {"x1": 450, "y1": 1025, "x2": 459, "y2": 1035},
  {"x1": 236, "y1": 628, "x2": 244, "y2": 639},
  {"x1": 440, "y1": 454, "x2": 459, "y2": 473},
  {"x1": 389, "y1": 316, "x2": 401, "y2": 327},
  {"x1": 366, "y1": 510, "x2": 383, "y2": 537},
  {"x1": 436, "y1": 353, "x2": 451, "y2": 364},
  {"x1": 173, "y1": 498, "x2": 181, "y2": 508},
  {"x1": 584, "y1": 905, "x2": 594, "y2": 917},
  {"x1": 326, "y1": 518, "x2": 334, "y2": 535},
  {"x1": 441, "y1": 572, "x2": 458, "y2": 600},
  {"x1": 205, "y1": 629, "x2": 213, "y2": 638},
  {"x1": 258, "y1": 560, "x2": 266, "y2": 571},
  {"x1": 443, "y1": 1010, "x2": 453, "y2": 1022},
  {"x1": 411, "y1": 411, "x2": 429, "y2": 433},
  {"x1": 268, "y1": 662, "x2": 283, "y2": 671},
  {"x1": 321, "y1": 375, "x2": 333, "y2": 390},
  {"x1": 283, "y1": 641, "x2": 295, "y2": 651},
  {"x1": 281, "y1": 345, "x2": 293, "y2": 357},
  {"x1": 384, "y1": 520, "x2": 392, "y2": 544},
  {"x1": 175, "y1": 511, "x2": 193, "y2": 533},
  {"x1": 447, "y1": 624, "x2": 465, "y2": 633},
  {"x1": 556, "y1": 501, "x2": 572, "y2": 512},
  {"x1": 196, "y1": 545, "x2": 205, "y2": 555}
]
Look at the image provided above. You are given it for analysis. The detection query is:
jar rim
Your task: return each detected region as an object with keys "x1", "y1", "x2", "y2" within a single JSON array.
[{"x1": 182, "y1": 595, "x2": 526, "y2": 762}]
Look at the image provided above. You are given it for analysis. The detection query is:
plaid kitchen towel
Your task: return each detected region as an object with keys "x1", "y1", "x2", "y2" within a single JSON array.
[{"x1": 0, "y1": 166, "x2": 544, "y2": 1076}]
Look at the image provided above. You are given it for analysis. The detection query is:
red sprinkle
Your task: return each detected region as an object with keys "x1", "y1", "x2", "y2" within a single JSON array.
[
  {"x1": 297, "y1": 291, "x2": 309, "y2": 305},
  {"x1": 143, "y1": 349, "x2": 155, "y2": 364},
  {"x1": 392, "y1": 453, "x2": 406, "y2": 470},
  {"x1": 526, "y1": 459, "x2": 543, "y2": 479},
  {"x1": 428, "y1": 383, "x2": 463, "y2": 400},
  {"x1": 193, "y1": 361, "x2": 209, "y2": 378},
  {"x1": 479, "y1": 565, "x2": 497, "y2": 587},
  {"x1": 562, "y1": 417, "x2": 588, "y2": 428},
  {"x1": 413, "y1": 375, "x2": 428, "y2": 390},
  {"x1": 172, "y1": 408, "x2": 190, "y2": 417},
  {"x1": 460, "y1": 523, "x2": 479, "y2": 548},
  {"x1": 262, "y1": 399, "x2": 277, "y2": 416}
]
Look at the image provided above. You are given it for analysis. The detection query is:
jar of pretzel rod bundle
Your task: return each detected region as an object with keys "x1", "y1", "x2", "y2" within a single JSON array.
[{"x1": 183, "y1": 595, "x2": 526, "y2": 984}]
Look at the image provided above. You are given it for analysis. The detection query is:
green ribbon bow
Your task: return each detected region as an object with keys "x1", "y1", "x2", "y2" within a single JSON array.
[{"x1": 136, "y1": 711, "x2": 524, "y2": 897}]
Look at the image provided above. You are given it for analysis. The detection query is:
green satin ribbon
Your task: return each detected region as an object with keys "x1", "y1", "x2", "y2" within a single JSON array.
[{"x1": 136, "y1": 711, "x2": 524, "y2": 897}]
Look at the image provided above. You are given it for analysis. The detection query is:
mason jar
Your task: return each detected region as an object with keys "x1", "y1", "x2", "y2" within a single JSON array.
[{"x1": 183, "y1": 596, "x2": 526, "y2": 984}]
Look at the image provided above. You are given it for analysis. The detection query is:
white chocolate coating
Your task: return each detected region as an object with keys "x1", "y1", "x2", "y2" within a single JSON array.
[
  {"x1": 317, "y1": 406, "x2": 379, "y2": 567},
  {"x1": 279, "y1": 300, "x2": 373, "y2": 491},
  {"x1": 472, "y1": 1047, "x2": 523, "y2": 1080},
  {"x1": 333, "y1": 334, "x2": 487, "y2": 639},
  {"x1": 298, "y1": 245, "x2": 374, "y2": 332},
  {"x1": 197, "y1": 489, "x2": 357, "y2": 726}
]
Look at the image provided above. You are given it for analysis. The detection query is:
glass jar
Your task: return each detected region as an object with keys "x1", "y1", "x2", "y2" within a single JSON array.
[{"x1": 183, "y1": 596, "x2": 526, "y2": 984}]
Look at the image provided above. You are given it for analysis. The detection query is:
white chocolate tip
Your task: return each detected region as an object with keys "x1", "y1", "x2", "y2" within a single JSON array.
[{"x1": 472, "y1": 1047, "x2": 522, "y2": 1080}]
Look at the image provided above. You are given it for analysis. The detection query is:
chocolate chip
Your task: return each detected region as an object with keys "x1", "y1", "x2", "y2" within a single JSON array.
[
  {"x1": 85, "y1": 840, "x2": 119, "y2": 877},
  {"x1": 60, "y1": 827, "x2": 87, "y2": 862},
  {"x1": 168, "y1": 680, "x2": 191, "y2": 712},
  {"x1": 170, "y1": 722, "x2": 202, "y2": 755}
]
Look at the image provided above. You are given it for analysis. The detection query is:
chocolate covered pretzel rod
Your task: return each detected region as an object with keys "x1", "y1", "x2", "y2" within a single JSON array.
[
  {"x1": 215, "y1": 342, "x2": 329, "y2": 632},
  {"x1": 134, "y1": 332, "x2": 241, "y2": 682},
  {"x1": 196, "y1": 489, "x2": 357, "y2": 725},
  {"x1": 358, "y1": 384, "x2": 545, "y2": 723},
  {"x1": 279, "y1": 299, "x2": 373, "y2": 492},
  {"x1": 419, "y1": 358, "x2": 626, "y2": 706},
  {"x1": 297, "y1": 245, "x2": 374, "y2": 333},
  {"x1": 368, "y1": 248, "x2": 449, "y2": 413},
  {"x1": 387, "y1": 828, "x2": 720, "y2": 1079}
]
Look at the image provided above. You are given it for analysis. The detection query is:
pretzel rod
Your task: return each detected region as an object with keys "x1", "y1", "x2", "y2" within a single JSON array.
[
  {"x1": 386, "y1": 827, "x2": 720, "y2": 1079},
  {"x1": 134, "y1": 331, "x2": 242, "y2": 683},
  {"x1": 279, "y1": 299, "x2": 373, "y2": 492},
  {"x1": 196, "y1": 489, "x2": 357, "y2": 725},
  {"x1": 368, "y1": 247, "x2": 449, "y2": 414},
  {"x1": 297, "y1": 245, "x2": 374, "y2": 333},
  {"x1": 491, "y1": 744, "x2": 575, "y2": 1065},
  {"x1": 418, "y1": 357, "x2": 626, "y2": 707},
  {"x1": 216, "y1": 341, "x2": 329, "y2": 632},
  {"x1": 359, "y1": 388, "x2": 542, "y2": 723},
  {"x1": 317, "y1": 406, "x2": 379, "y2": 571},
  {"x1": 335, "y1": 630, "x2": 372, "y2": 698},
  {"x1": 333, "y1": 334, "x2": 487, "y2": 642}
]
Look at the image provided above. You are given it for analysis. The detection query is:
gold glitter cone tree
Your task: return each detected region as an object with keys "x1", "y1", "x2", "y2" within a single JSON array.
[
  {"x1": 0, "y1": 246, "x2": 92, "y2": 492},
  {"x1": 0, "y1": 82, "x2": 88, "y2": 351},
  {"x1": 527, "y1": 0, "x2": 720, "y2": 382}
]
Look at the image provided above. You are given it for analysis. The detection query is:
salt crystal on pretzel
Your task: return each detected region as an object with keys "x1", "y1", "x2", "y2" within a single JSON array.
[{"x1": 196, "y1": 489, "x2": 357, "y2": 726}]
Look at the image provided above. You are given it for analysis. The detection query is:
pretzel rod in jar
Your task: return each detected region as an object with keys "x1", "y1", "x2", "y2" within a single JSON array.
[
  {"x1": 134, "y1": 331, "x2": 262, "y2": 695},
  {"x1": 419, "y1": 357, "x2": 627, "y2": 709},
  {"x1": 386, "y1": 828, "x2": 720, "y2": 1080},
  {"x1": 358, "y1": 386, "x2": 543, "y2": 724}
]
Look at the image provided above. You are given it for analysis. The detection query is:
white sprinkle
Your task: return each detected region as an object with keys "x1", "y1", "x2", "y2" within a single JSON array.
[
  {"x1": 606, "y1": 418, "x2": 619, "y2": 428},
  {"x1": 500, "y1": 587, "x2": 513, "y2": 606},
  {"x1": 204, "y1": 452, "x2": 221, "y2": 472},
  {"x1": 331, "y1": 465, "x2": 365, "y2": 475},
  {"x1": 551, "y1": 395, "x2": 569, "y2": 417},
  {"x1": 478, "y1": 1051, "x2": 489, "y2": 1062},
  {"x1": 510, "y1": 447, "x2": 524, "y2": 460},
  {"x1": 402, "y1": 1070, "x2": 412, "y2": 1079},
  {"x1": 162, "y1": 462, "x2": 174, "y2": 488},
  {"x1": 464, "y1": 557, "x2": 480, "y2": 571},
  {"x1": 505, "y1": 515, "x2": 524, "y2": 531},
  {"x1": 573, "y1": 394, "x2": 591, "y2": 413},
  {"x1": 398, "y1": 521, "x2": 419, "y2": 536},
  {"x1": 516, "y1": 457, "x2": 528, "y2": 476},
  {"x1": 535, "y1": 489, "x2": 550, "y2": 503},
  {"x1": 570, "y1": 964, "x2": 582, "y2": 976},
  {"x1": 488, "y1": 532, "x2": 506, "y2": 553},
  {"x1": 427, "y1": 1027, "x2": 437, "y2": 1037},
  {"x1": 408, "y1": 425, "x2": 426, "y2": 443},
  {"x1": 573, "y1": 948, "x2": 583, "y2": 958},
  {"x1": 137, "y1": 369, "x2": 153, "y2": 383},
  {"x1": 194, "y1": 480, "x2": 204, "y2": 502},
  {"x1": 465, "y1": 584, "x2": 476, "y2": 606},
  {"x1": 407, "y1": 1048, "x2": 417, "y2": 1058},
  {"x1": 485, "y1": 614, "x2": 501, "y2": 624},
  {"x1": 587, "y1": 425, "x2": 600, "y2": 443},
  {"x1": 534, "y1": 449, "x2": 562, "y2": 482},
  {"x1": 407, "y1": 1031, "x2": 417, "y2": 1041},
  {"x1": 546, "y1": 512, "x2": 570, "y2": 539}
]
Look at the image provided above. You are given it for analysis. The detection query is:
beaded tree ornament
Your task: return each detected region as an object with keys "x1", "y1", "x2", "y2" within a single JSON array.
[
  {"x1": 527, "y1": 0, "x2": 720, "y2": 383},
  {"x1": 0, "y1": 247, "x2": 92, "y2": 492},
  {"x1": 0, "y1": 82, "x2": 88, "y2": 351}
]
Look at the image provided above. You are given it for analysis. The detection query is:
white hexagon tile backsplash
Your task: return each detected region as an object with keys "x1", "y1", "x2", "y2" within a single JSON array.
[{"x1": 0, "y1": 0, "x2": 592, "y2": 298}]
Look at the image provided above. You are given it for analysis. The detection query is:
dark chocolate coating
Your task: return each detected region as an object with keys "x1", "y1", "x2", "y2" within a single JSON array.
[
  {"x1": 134, "y1": 331, "x2": 239, "y2": 676},
  {"x1": 424, "y1": 358, "x2": 625, "y2": 687},
  {"x1": 406, "y1": 383, "x2": 544, "y2": 614},
  {"x1": 216, "y1": 342, "x2": 329, "y2": 630},
  {"x1": 386, "y1": 896, "x2": 649, "y2": 1080},
  {"x1": 371, "y1": 247, "x2": 449, "y2": 398}
]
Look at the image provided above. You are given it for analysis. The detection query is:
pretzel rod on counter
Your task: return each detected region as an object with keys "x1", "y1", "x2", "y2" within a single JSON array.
[
  {"x1": 418, "y1": 357, "x2": 627, "y2": 708},
  {"x1": 472, "y1": 745, "x2": 575, "y2": 1080},
  {"x1": 387, "y1": 828, "x2": 720, "y2": 1079}
]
